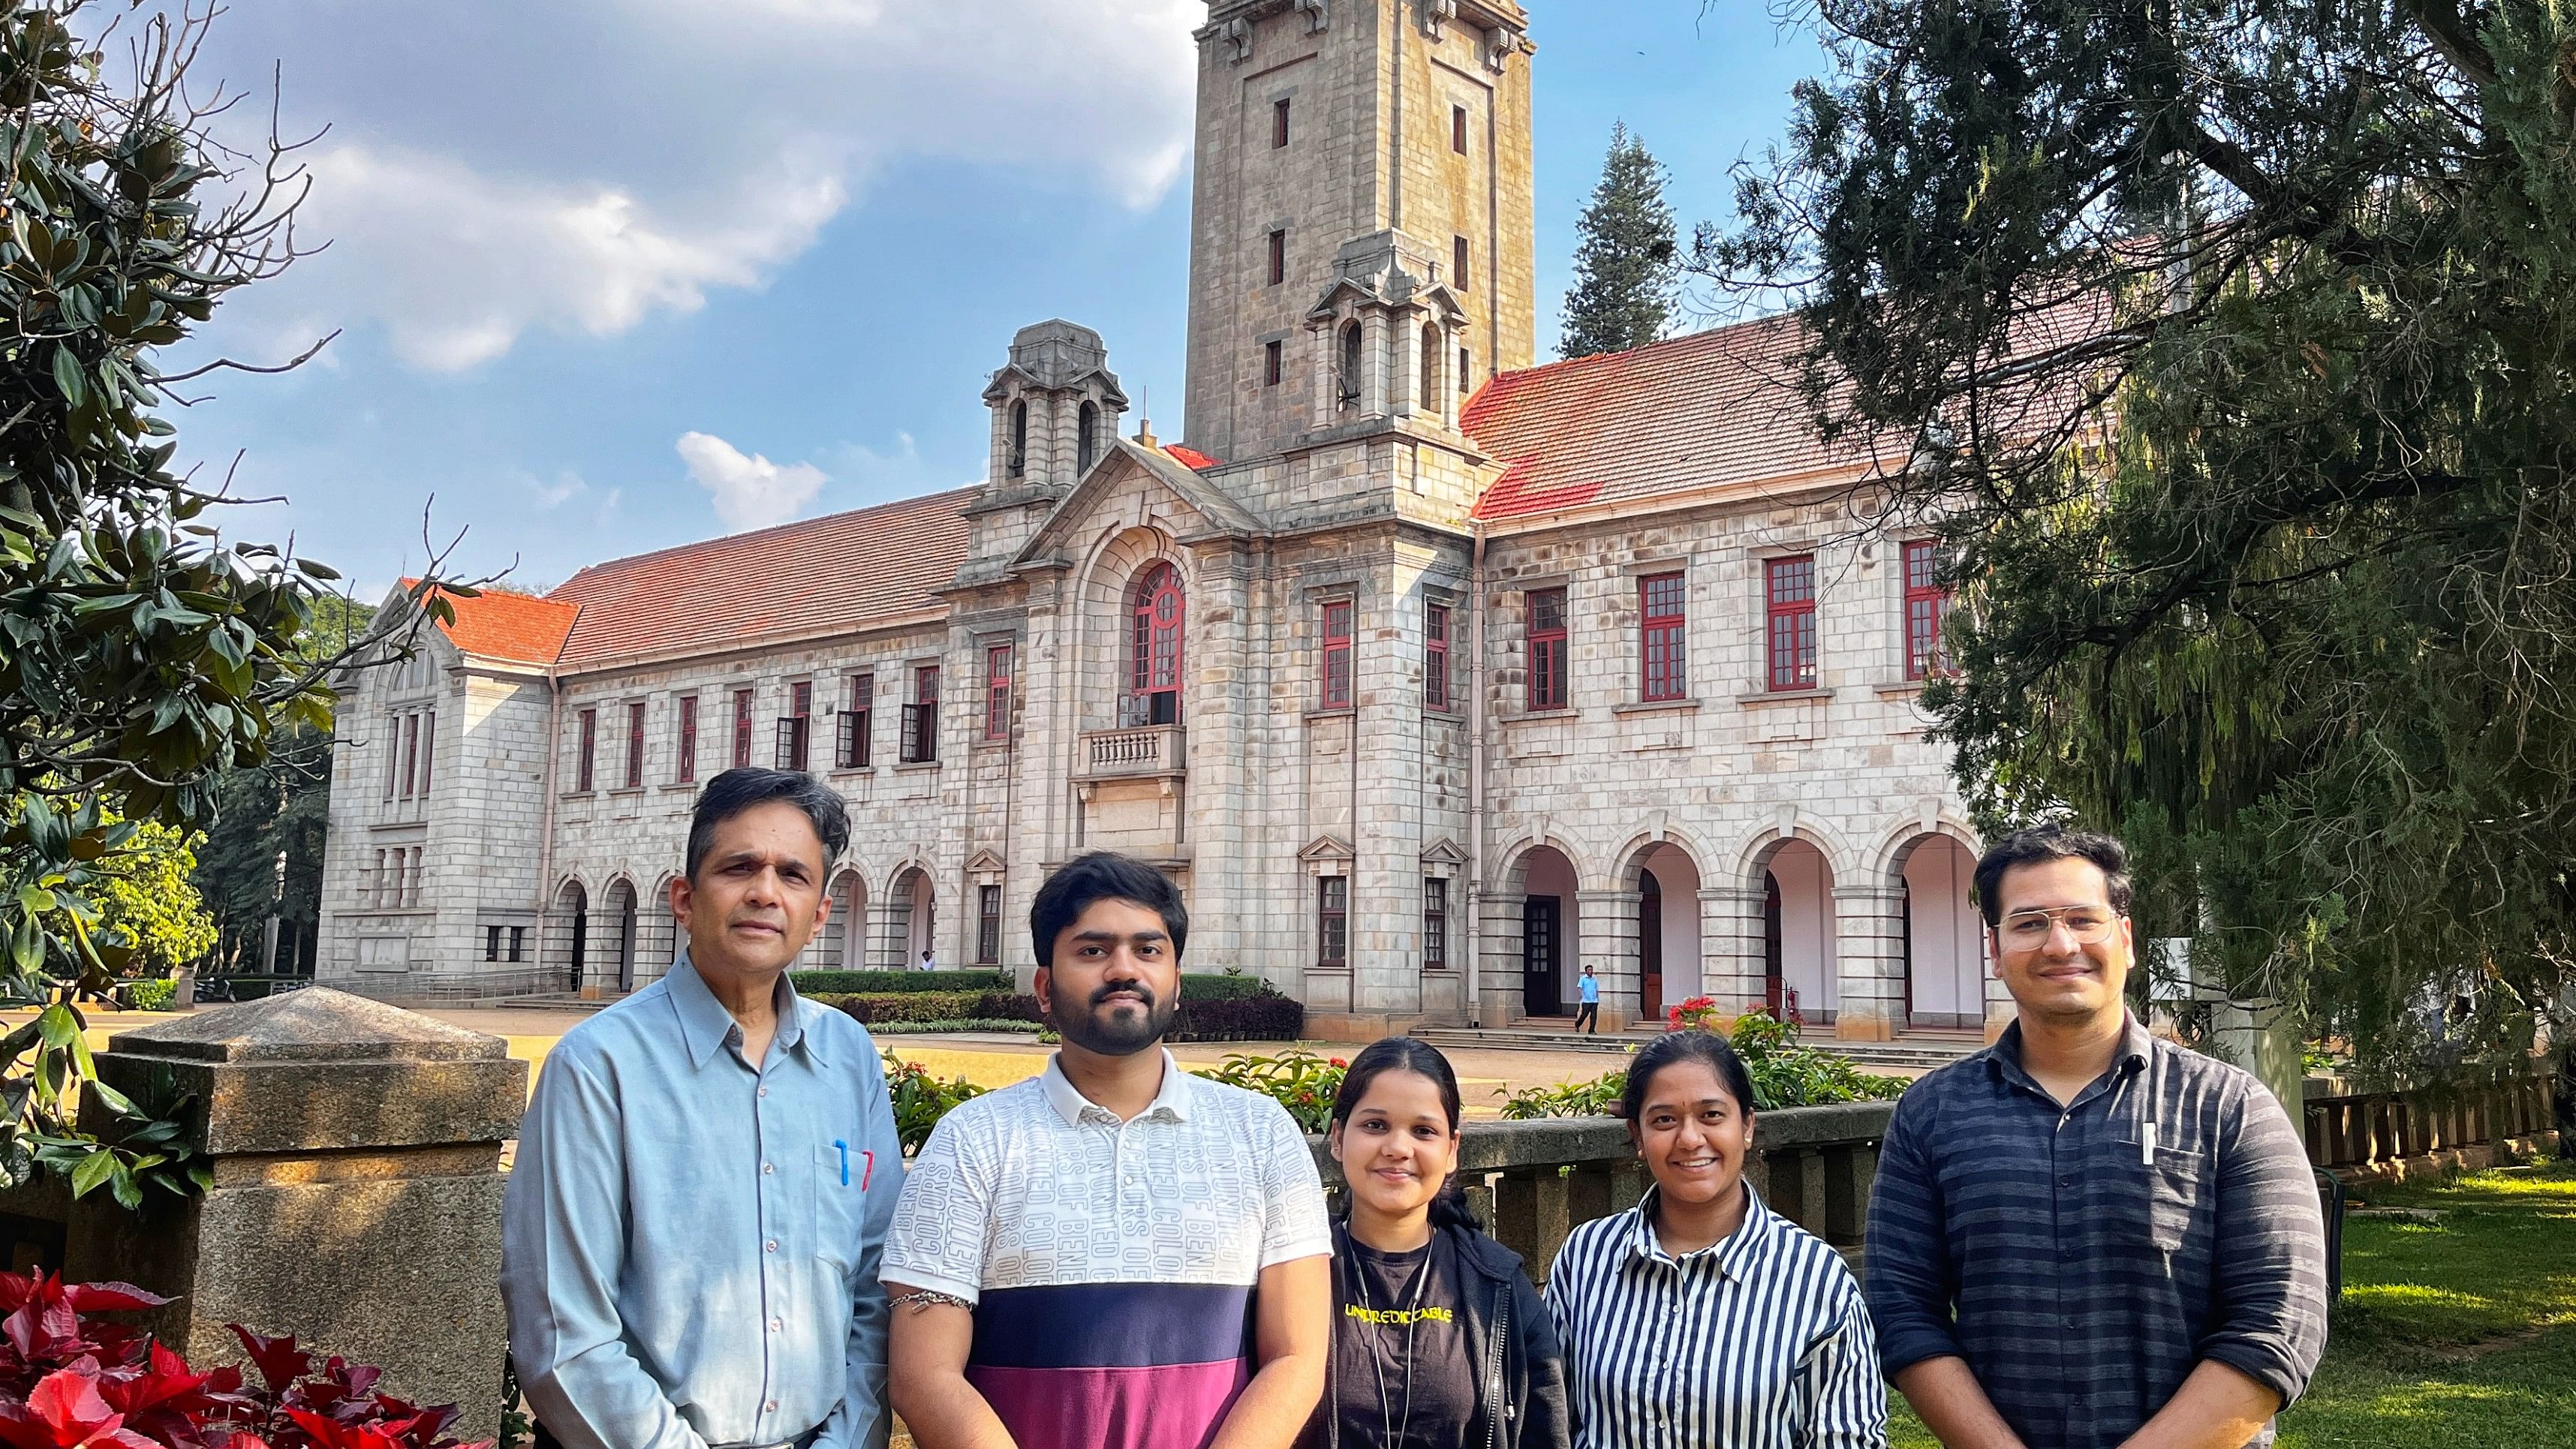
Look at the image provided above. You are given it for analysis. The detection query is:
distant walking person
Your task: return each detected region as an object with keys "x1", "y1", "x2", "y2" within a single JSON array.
[
  {"x1": 918, "y1": 946, "x2": 937, "y2": 973},
  {"x1": 1572, "y1": 965, "x2": 1600, "y2": 1033},
  {"x1": 883, "y1": 851, "x2": 1332, "y2": 1449},
  {"x1": 504, "y1": 768, "x2": 906, "y2": 1449},
  {"x1": 1543, "y1": 1031, "x2": 1885, "y2": 1447},
  {"x1": 1302, "y1": 1038, "x2": 1569, "y2": 1449},
  {"x1": 1866, "y1": 826, "x2": 2328, "y2": 1449}
]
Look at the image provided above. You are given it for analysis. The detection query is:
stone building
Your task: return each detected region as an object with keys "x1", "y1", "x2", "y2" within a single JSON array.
[{"x1": 317, "y1": 0, "x2": 2001, "y2": 1040}]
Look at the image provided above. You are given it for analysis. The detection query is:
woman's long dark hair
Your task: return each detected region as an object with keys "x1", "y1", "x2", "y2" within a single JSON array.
[{"x1": 1330, "y1": 1036, "x2": 1480, "y2": 1231}]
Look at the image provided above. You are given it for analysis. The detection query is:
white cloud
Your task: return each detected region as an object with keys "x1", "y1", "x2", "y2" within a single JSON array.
[
  {"x1": 679, "y1": 431, "x2": 828, "y2": 532},
  {"x1": 179, "y1": 0, "x2": 1202, "y2": 372},
  {"x1": 532, "y1": 470, "x2": 590, "y2": 510}
]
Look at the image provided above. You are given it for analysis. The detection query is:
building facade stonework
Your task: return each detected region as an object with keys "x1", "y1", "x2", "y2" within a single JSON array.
[{"x1": 319, "y1": 0, "x2": 2005, "y2": 1040}]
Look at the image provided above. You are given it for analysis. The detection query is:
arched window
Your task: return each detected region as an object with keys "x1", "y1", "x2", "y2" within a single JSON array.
[
  {"x1": 1419, "y1": 324, "x2": 1441, "y2": 412},
  {"x1": 1078, "y1": 401, "x2": 1099, "y2": 475},
  {"x1": 1009, "y1": 400, "x2": 1028, "y2": 477},
  {"x1": 1127, "y1": 563, "x2": 1184, "y2": 726},
  {"x1": 1338, "y1": 322, "x2": 1364, "y2": 409}
]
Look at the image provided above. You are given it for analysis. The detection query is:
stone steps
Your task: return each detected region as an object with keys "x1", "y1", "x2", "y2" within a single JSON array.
[{"x1": 1410, "y1": 1024, "x2": 1983, "y2": 1072}]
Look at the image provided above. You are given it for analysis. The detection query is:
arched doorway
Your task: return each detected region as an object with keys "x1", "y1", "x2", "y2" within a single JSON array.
[
  {"x1": 816, "y1": 870, "x2": 867, "y2": 970},
  {"x1": 888, "y1": 866, "x2": 937, "y2": 969},
  {"x1": 549, "y1": 881, "x2": 588, "y2": 993},
  {"x1": 1633, "y1": 841, "x2": 1703, "y2": 1021},
  {"x1": 1900, "y1": 834, "x2": 1983, "y2": 1028},
  {"x1": 1515, "y1": 846, "x2": 1580, "y2": 1020},
  {"x1": 1760, "y1": 839, "x2": 1837, "y2": 1024},
  {"x1": 640, "y1": 875, "x2": 680, "y2": 983},
  {"x1": 604, "y1": 879, "x2": 639, "y2": 993}
]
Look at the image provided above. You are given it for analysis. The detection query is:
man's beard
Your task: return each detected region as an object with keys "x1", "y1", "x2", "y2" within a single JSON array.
[{"x1": 1050, "y1": 982, "x2": 1178, "y2": 1056}]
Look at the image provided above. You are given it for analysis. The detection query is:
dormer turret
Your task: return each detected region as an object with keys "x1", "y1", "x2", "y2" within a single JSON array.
[{"x1": 981, "y1": 320, "x2": 1129, "y2": 495}]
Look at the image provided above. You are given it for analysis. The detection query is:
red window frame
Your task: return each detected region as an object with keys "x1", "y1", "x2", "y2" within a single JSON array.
[
  {"x1": 838, "y1": 675, "x2": 872, "y2": 769},
  {"x1": 985, "y1": 644, "x2": 1014, "y2": 740},
  {"x1": 625, "y1": 702, "x2": 646, "y2": 788},
  {"x1": 732, "y1": 689, "x2": 755, "y2": 769},
  {"x1": 1641, "y1": 572, "x2": 1687, "y2": 702},
  {"x1": 1903, "y1": 540, "x2": 1951, "y2": 680},
  {"x1": 1321, "y1": 600, "x2": 1355, "y2": 709},
  {"x1": 784, "y1": 681, "x2": 814, "y2": 771},
  {"x1": 676, "y1": 696, "x2": 698, "y2": 783},
  {"x1": 1130, "y1": 564, "x2": 1185, "y2": 725},
  {"x1": 1274, "y1": 97, "x2": 1291, "y2": 149},
  {"x1": 1526, "y1": 588, "x2": 1567, "y2": 711},
  {"x1": 576, "y1": 708, "x2": 597, "y2": 793},
  {"x1": 1765, "y1": 555, "x2": 1819, "y2": 690},
  {"x1": 1425, "y1": 603, "x2": 1452, "y2": 711},
  {"x1": 1318, "y1": 876, "x2": 1349, "y2": 966}
]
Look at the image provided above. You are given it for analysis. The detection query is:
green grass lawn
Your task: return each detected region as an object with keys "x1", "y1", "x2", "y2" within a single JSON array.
[{"x1": 1885, "y1": 1160, "x2": 2576, "y2": 1447}]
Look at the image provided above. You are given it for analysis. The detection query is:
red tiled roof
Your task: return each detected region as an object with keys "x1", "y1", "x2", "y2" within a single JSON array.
[
  {"x1": 1163, "y1": 443, "x2": 1223, "y2": 470},
  {"x1": 1464, "y1": 312, "x2": 1902, "y2": 522},
  {"x1": 421, "y1": 489, "x2": 975, "y2": 669},
  {"x1": 404, "y1": 582, "x2": 579, "y2": 666}
]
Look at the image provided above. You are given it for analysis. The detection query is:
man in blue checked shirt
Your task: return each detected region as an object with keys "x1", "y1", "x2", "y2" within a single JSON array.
[{"x1": 504, "y1": 768, "x2": 907, "y2": 1449}]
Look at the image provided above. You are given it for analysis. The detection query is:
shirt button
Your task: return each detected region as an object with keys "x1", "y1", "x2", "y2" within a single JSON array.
[
  {"x1": 758, "y1": 1087, "x2": 769, "y2": 1099},
  {"x1": 764, "y1": 1401, "x2": 778, "y2": 1414},
  {"x1": 766, "y1": 1240, "x2": 778, "y2": 1253},
  {"x1": 770, "y1": 1318, "x2": 784, "y2": 1333},
  {"x1": 762, "y1": 1162, "x2": 775, "y2": 1175}
]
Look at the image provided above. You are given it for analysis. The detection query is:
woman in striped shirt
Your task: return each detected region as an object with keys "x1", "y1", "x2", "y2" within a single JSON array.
[{"x1": 1541, "y1": 1031, "x2": 1886, "y2": 1449}]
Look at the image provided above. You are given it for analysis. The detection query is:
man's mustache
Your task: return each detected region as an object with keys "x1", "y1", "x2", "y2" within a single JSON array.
[{"x1": 1090, "y1": 982, "x2": 1157, "y2": 1009}]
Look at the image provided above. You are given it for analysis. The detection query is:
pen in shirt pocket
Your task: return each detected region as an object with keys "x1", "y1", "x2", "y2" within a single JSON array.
[{"x1": 833, "y1": 1139, "x2": 875, "y2": 1190}]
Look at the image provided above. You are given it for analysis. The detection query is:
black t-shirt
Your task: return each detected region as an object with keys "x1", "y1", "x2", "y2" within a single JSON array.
[{"x1": 1332, "y1": 1231, "x2": 1479, "y2": 1449}]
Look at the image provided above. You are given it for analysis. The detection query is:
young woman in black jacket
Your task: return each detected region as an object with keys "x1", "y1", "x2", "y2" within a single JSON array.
[{"x1": 1302, "y1": 1037, "x2": 1571, "y2": 1449}]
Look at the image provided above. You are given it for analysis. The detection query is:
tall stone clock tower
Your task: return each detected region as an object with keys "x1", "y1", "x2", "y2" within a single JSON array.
[{"x1": 1183, "y1": 0, "x2": 1536, "y2": 467}]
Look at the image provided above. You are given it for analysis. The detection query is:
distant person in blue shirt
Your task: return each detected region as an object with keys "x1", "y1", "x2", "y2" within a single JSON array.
[
  {"x1": 1574, "y1": 965, "x2": 1600, "y2": 1033},
  {"x1": 504, "y1": 768, "x2": 907, "y2": 1449}
]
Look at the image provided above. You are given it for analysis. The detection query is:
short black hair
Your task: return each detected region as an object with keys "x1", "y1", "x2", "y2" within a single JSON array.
[
  {"x1": 1973, "y1": 825, "x2": 2132, "y2": 927},
  {"x1": 684, "y1": 768, "x2": 850, "y2": 882},
  {"x1": 1620, "y1": 1029, "x2": 1759, "y2": 1122},
  {"x1": 1030, "y1": 852, "x2": 1189, "y2": 967}
]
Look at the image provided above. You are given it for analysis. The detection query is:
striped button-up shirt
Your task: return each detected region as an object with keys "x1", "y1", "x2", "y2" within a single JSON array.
[
  {"x1": 1541, "y1": 1182, "x2": 1885, "y2": 1449},
  {"x1": 1863, "y1": 1015, "x2": 2328, "y2": 1449}
]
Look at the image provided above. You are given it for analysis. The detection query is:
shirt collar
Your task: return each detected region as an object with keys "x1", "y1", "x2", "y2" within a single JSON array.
[
  {"x1": 667, "y1": 951, "x2": 823, "y2": 1069},
  {"x1": 1040, "y1": 1048, "x2": 1191, "y2": 1126},
  {"x1": 1988, "y1": 1011, "x2": 2152, "y2": 1093},
  {"x1": 1622, "y1": 1179, "x2": 1775, "y2": 1282}
]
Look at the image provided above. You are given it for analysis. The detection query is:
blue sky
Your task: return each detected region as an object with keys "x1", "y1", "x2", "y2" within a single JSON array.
[{"x1": 161, "y1": 2, "x2": 1828, "y2": 595}]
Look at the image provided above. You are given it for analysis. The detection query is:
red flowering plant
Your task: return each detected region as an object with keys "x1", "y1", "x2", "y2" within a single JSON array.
[
  {"x1": 0, "y1": 1273, "x2": 490, "y2": 1449},
  {"x1": 1665, "y1": 996, "x2": 1725, "y2": 1033}
]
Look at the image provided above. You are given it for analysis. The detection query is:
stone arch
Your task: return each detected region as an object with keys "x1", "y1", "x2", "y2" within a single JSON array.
[
  {"x1": 1888, "y1": 830, "x2": 1986, "y2": 1029},
  {"x1": 1615, "y1": 829, "x2": 1711, "y2": 1021},
  {"x1": 814, "y1": 867, "x2": 868, "y2": 972},
  {"x1": 881, "y1": 861, "x2": 941, "y2": 970},
  {"x1": 1737, "y1": 830, "x2": 1842, "y2": 1025},
  {"x1": 602, "y1": 876, "x2": 640, "y2": 993},
  {"x1": 546, "y1": 877, "x2": 590, "y2": 994},
  {"x1": 1075, "y1": 526, "x2": 1187, "y2": 736},
  {"x1": 1864, "y1": 816, "x2": 1984, "y2": 888},
  {"x1": 1494, "y1": 837, "x2": 1591, "y2": 1021},
  {"x1": 639, "y1": 873, "x2": 681, "y2": 985},
  {"x1": 1729, "y1": 819, "x2": 1860, "y2": 890}
]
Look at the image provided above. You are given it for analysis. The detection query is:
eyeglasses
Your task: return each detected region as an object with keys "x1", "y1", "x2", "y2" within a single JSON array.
[{"x1": 1997, "y1": 906, "x2": 2121, "y2": 948}]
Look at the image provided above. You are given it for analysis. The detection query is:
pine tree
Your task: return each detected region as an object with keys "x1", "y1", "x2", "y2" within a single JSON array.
[{"x1": 1560, "y1": 123, "x2": 1678, "y2": 359}]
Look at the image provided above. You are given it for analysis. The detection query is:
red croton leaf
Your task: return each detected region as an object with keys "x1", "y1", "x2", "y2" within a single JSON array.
[
  {"x1": 224, "y1": 1331, "x2": 308, "y2": 1399},
  {"x1": 0, "y1": 1368, "x2": 162, "y2": 1449},
  {"x1": 56, "y1": 1290, "x2": 165, "y2": 1318},
  {"x1": 278, "y1": 1409, "x2": 408, "y2": 1449}
]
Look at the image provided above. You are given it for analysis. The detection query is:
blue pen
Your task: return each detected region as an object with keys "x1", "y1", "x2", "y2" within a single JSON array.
[{"x1": 835, "y1": 1139, "x2": 850, "y2": 1186}]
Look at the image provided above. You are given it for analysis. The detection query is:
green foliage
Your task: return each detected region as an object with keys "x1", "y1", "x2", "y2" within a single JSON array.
[
  {"x1": 0, "y1": 3, "x2": 458, "y2": 1207},
  {"x1": 1178, "y1": 972, "x2": 1274, "y2": 1002},
  {"x1": 811, "y1": 991, "x2": 1037, "y2": 1027},
  {"x1": 1195, "y1": 1048, "x2": 1347, "y2": 1134},
  {"x1": 881, "y1": 1056, "x2": 988, "y2": 1156},
  {"x1": 121, "y1": 976, "x2": 174, "y2": 1011},
  {"x1": 791, "y1": 970, "x2": 1013, "y2": 996},
  {"x1": 1497, "y1": 1011, "x2": 1908, "y2": 1117},
  {"x1": 1560, "y1": 121, "x2": 1678, "y2": 359},
  {"x1": 59, "y1": 816, "x2": 212, "y2": 975},
  {"x1": 1497, "y1": 1069, "x2": 1628, "y2": 1120},
  {"x1": 856, "y1": 1018, "x2": 1043, "y2": 1036},
  {"x1": 1708, "y1": 0, "x2": 2576, "y2": 1069}
]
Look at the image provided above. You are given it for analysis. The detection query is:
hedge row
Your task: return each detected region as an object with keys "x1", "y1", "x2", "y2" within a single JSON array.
[
  {"x1": 1178, "y1": 973, "x2": 1271, "y2": 1001},
  {"x1": 792, "y1": 970, "x2": 1013, "y2": 996}
]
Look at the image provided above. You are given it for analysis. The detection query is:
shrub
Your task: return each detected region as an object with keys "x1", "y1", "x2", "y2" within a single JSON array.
[
  {"x1": 1172, "y1": 994, "x2": 1303, "y2": 1042},
  {"x1": 1496, "y1": 1009, "x2": 1909, "y2": 1117},
  {"x1": 792, "y1": 970, "x2": 1013, "y2": 996},
  {"x1": 1498, "y1": 1069, "x2": 1630, "y2": 1120},
  {"x1": 0, "y1": 1270, "x2": 492, "y2": 1448},
  {"x1": 814, "y1": 992, "x2": 1042, "y2": 1027},
  {"x1": 123, "y1": 978, "x2": 179, "y2": 1012},
  {"x1": 1195, "y1": 1050, "x2": 1347, "y2": 1133},
  {"x1": 883, "y1": 1057, "x2": 989, "y2": 1156},
  {"x1": 862, "y1": 1019, "x2": 1043, "y2": 1036},
  {"x1": 1178, "y1": 973, "x2": 1270, "y2": 1002}
]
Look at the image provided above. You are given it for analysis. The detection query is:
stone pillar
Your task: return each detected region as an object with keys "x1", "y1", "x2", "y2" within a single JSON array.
[
  {"x1": 1983, "y1": 939, "x2": 2018, "y2": 1042},
  {"x1": 1831, "y1": 884, "x2": 1907, "y2": 1042},
  {"x1": 76, "y1": 990, "x2": 525, "y2": 1438},
  {"x1": 1477, "y1": 889, "x2": 1524, "y2": 1027},
  {"x1": 1701, "y1": 885, "x2": 1767, "y2": 1017},
  {"x1": 1362, "y1": 311, "x2": 1390, "y2": 417},
  {"x1": 1575, "y1": 888, "x2": 1642, "y2": 1032},
  {"x1": 1392, "y1": 311, "x2": 1421, "y2": 419}
]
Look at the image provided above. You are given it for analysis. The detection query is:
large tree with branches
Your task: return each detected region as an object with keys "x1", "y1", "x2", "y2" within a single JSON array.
[
  {"x1": 0, "y1": 1, "x2": 466, "y2": 1207},
  {"x1": 1709, "y1": 1, "x2": 2576, "y2": 1075}
]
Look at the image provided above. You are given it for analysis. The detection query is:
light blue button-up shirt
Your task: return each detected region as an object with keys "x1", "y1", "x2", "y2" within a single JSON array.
[{"x1": 503, "y1": 955, "x2": 905, "y2": 1449}]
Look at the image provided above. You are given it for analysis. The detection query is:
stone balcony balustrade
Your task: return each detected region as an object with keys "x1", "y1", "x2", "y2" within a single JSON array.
[{"x1": 1078, "y1": 723, "x2": 1187, "y2": 780}]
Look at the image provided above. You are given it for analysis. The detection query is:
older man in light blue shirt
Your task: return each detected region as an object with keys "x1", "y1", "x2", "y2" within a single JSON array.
[{"x1": 505, "y1": 768, "x2": 906, "y2": 1449}]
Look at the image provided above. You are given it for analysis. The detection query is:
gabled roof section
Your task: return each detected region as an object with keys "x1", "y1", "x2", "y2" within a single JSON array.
[
  {"x1": 1014, "y1": 437, "x2": 1267, "y2": 565},
  {"x1": 1463, "y1": 311, "x2": 1908, "y2": 522},
  {"x1": 400, "y1": 581, "x2": 579, "y2": 666}
]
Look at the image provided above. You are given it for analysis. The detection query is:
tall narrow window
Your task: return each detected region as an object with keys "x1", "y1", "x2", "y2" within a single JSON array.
[
  {"x1": 733, "y1": 689, "x2": 755, "y2": 768},
  {"x1": 778, "y1": 681, "x2": 813, "y2": 771},
  {"x1": 1273, "y1": 97, "x2": 1292, "y2": 148},
  {"x1": 625, "y1": 702, "x2": 646, "y2": 788},
  {"x1": 1425, "y1": 603, "x2": 1452, "y2": 711},
  {"x1": 1078, "y1": 402, "x2": 1099, "y2": 475},
  {"x1": 1903, "y1": 540, "x2": 1951, "y2": 679},
  {"x1": 1339, "y1": 322, "x2": 1364, "y2": 408},
  {"x1": 1452, "y1": 104, "x2": 1469, "y2": 155},
  {"x1": 400, "y1": 713, "x2": 420, "y2": 798},
  {"x1": 1766, "y1": 555, "x2": 1819, "y2": 690},
  {"x1": 1641, "y1": 572, "x2": 1688, "y2": 702},
  {"x1": 1318, "y1": 876, "x2": 1349, "y2": 966},
  {"x1": 1458, "y1": 347, "x2": 1473, "y2": 395},
  {"x1": 901, "y1": 666, "x2": 940, "y2": 764},
  {"x1": 838, "y1": 675, "x2": 873, "y2": 769},
  {"x1": 383, "y1": 717, "x2": 399, "y2": 800},
  {"x1": 1527, "y1": 588, "x2": 1568, "y2": 711},
  {"x1": 985, "y1": 644, "x2": 1014, "y2": 741},
  {"x1": 1128, "y1": 564, "x2": 1185, "y2": 726},
  {"x1": 1454, "y1": 236, "x2": 1470, "y2": 290},
  {"x1": 1264, "y1": 340, "x2": 1283, "y2": 387},
  {"x1": 977, "y1": 884, "x2": 1004, "y2": 964},
  {"x1": 417, "y1": 711, "x2": 435, "y2": 795},
  {"x1": 1321, "y1": 600, "x2": 1355, "y2": 709},
  {"x1": 676, "y1": 695, "x2": 699, "y2": 783},
  {"x1": 1267, "y1": 229, "x2": 1286, "y2": 286},
  {"x1": 1424, "y1": 878, "x2": 1448, "y2": 968},
  {"x1": 1420, "y1": 326, "x2": 1443, "y2": 412},
  {"x1": 486, "y1": 925, "x2": 502, "y2": 963},
  {"x1": 576, "y1": 708, "x2": 597, "y2": 792},
  {"x1": 1008, "y1": 400, "x2": 1028, "y2": 477},
  {"x1": 509, "y1": 926, "x2": 526, "y2": 963}
]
